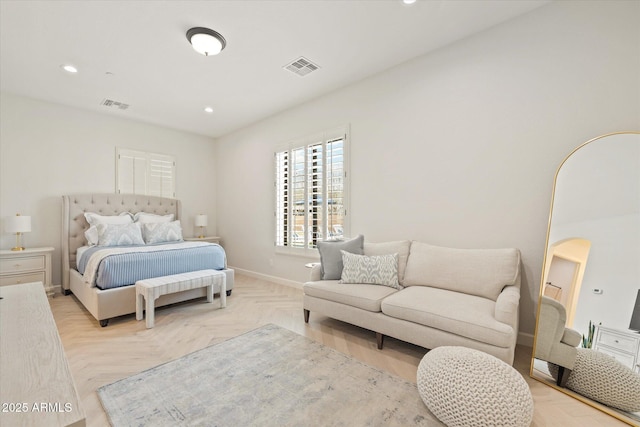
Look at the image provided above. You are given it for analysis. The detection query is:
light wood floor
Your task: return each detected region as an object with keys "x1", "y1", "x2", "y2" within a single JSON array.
[{"x1": 49, "y1": 274, "x2": 627, "y2": 427}]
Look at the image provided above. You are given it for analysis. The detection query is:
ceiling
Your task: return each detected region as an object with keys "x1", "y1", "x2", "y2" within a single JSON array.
[{"x1": 0, "y1": 0, "x2": 549, "y2": 139}]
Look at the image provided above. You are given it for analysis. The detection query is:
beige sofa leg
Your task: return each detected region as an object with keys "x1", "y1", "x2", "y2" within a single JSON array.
[
  {"x1": 304, "y1": 309, "x2": 310, "y2": 323},
  {"x1": 376, "y1": 332, "x2": 384, "y2": 349}
]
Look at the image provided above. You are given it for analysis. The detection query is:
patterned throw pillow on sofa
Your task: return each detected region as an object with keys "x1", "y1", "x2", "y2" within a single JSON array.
[{"x1": 339, "y1": 250, "x2": 401, "y2": 289}]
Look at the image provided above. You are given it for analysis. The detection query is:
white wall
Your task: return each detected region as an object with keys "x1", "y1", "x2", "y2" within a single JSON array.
[
  {"x1": 0, "y1": 92, "x2": 217, "y2": 285},
  {"x1": 215, "y1": 0, "x2": 640, "y2": 338}
]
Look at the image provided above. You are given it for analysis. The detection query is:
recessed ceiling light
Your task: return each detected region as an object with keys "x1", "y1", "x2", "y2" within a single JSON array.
[
  {"x1": 403, "y1": 0, "x2": 417, "y2": 4},
  {"x1": 186, "y1": 27, "x2": 227, "y2": 56},
  {"x1": 204, "y1": 107, "x2": 214, "y2": 113},
  {"x1": 61, "y1": 64, "x2": 78, "y2": 73}
]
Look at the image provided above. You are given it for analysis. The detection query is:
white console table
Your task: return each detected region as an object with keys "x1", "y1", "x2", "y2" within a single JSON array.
[
  {"x1": 0, "y1": 282, "x2": 85, "y2": 426},
  {"x1": 593, "y1": 325, "x2": 640, "y2": 373}
]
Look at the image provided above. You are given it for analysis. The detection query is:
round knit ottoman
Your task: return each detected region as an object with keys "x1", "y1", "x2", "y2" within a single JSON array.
[
  {"x1": 417, "y1": 346, "x2": 533, "y2": 427},
  {"x1": 548, "y1": 348, "x2": 640, "y2": 412}
]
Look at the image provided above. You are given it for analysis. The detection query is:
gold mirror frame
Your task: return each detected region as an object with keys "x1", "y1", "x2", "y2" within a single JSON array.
[{"x1": 530, "y1": 130, "x2": 640, "y2": 426}]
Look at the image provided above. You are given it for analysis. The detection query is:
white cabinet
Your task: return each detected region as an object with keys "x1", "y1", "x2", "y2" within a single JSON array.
[
  {"x1": 0, "y1": 247, "x2": 54, "y2": 296},
  {"x1": 593, "y1": 325, "x2": 640, "y2": 373}
]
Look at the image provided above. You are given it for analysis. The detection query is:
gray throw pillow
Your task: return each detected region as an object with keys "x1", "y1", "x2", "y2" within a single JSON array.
[{"x1": 316, "y1": 235, "x2": 364, "y2": 280}]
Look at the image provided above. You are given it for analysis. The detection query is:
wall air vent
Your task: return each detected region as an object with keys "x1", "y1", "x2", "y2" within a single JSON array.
[
  {"x1": 283, "y1": 57, "x2": 320, "y2": 77},
  {"x1": 100, "y1": 98, "x2": 130, "y2": 110}
]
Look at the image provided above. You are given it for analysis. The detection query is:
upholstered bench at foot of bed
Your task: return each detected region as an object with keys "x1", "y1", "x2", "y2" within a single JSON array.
[{"x1": 135, "y1": 269, "x2": 226, "y2": 329}]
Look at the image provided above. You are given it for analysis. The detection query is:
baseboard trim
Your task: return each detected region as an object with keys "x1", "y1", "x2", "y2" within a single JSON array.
[
  {"x1": 229, "y1": 266, "x2": 303, "y2": 290},
  {"x1": 517, "y1": 331, "x2": 534, "y2": 348},
  {"x1": 49, "y1": 284, "x2": 62, "y2": 297}
]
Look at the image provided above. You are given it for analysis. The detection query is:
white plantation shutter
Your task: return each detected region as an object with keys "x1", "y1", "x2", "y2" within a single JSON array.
[
  {"x1": 325, "y1": 137, "x2": 345, "y2": 237},
  {"x1": 309, "y1": 143, "x2": 323, "y2": 247},
  {"x1": 275, "y1": 126, "x2": 349, "y2": 251},
  {"x1": 148, "y1": 154, "x2": 175, "y2": 197},
  {"x1": 117, "y1": 148, "x2": 176, "y2": 198},
  {"x1": 275, "y1": 151, "x2": 289, "y2": 246},
  {"x1": 291, "y1": 147, "x2": 307, "y2": 248},
  {"x1": 117, "y1": 149, "x2": 147, "y2": 194}
]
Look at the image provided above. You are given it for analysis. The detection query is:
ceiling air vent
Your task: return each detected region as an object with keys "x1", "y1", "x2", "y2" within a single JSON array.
[
  {"x1": 283, "y1": 57, "x2": 320, "y2": 77},
  {"x1": 100, "y1": 98, "x2": 130, "y2": 110}
]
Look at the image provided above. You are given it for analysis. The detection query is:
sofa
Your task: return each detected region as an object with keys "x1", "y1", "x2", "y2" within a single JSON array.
[{"x1": 303, "y1": 237, "x2": 522, "y2": 364}]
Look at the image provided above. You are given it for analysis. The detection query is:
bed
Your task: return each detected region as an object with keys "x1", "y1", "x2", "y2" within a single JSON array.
[{"x1": 62, "y1": 194, "x2": 234, "y2": 327}]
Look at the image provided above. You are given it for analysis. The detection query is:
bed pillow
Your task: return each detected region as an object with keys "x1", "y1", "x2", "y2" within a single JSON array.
[
  {"x1": 133, "y1": 212, "x2": 175, "y2": 224},
  {"x1": 316, "y1": 235, "x2": 364, "y2": 280},
  {"x1": 339, "y1": 251, "x2": 401, "y2": 289},
  {"x1": 85, "y1": 227, "x2": 100, "y2": 246},
  {"x1": 142, "y1": 220, "x2": 183, "y2": 244},
  {"x1": 84, "y1": 212, "x2": 134, "y2": 245},
  {"x1": 96, "y1": 223, "x2": 144, "y2": 246}
]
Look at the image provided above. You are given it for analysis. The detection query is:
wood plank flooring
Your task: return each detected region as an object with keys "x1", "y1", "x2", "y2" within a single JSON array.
[{"x1": 49, "y1": 274, "x2": 627, "y2": 427}]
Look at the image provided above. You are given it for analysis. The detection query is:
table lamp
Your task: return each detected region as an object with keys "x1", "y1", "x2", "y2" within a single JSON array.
[
  {"x1": 194, "y1": 214, "x2": 208, "y2": 238},
  {"x1": 5, "y1": 213, "x2": 31, "y2": 251}
]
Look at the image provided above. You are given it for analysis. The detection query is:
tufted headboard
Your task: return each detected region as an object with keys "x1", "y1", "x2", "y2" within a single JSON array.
[{"x1": 61, "y1": 193, "x2": 181, "y2": 290}]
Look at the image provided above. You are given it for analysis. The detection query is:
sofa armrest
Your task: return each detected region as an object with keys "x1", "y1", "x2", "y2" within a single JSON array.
[
  {"x1": 309, "y1": 263, "x2": 322, "y2": 282},
  {"x1": 561, "y1": 327, "x2": 582, "y2": 347},
  {"x1": 494, "y1": 285, "x2": 520, "y2": 326}
]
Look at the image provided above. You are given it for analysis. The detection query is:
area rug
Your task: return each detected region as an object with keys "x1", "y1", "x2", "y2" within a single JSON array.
[{"x1": 98, "y1": 324, "x2": 443, "y2": 426}]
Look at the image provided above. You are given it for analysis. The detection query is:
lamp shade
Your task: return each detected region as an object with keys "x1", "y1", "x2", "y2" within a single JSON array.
[
  {"x1": 194, "y1": 214, "x2": 208, "y2": 227},
  {"x1": 5, "y1": 215, "x2": 31, "y2": 233}
]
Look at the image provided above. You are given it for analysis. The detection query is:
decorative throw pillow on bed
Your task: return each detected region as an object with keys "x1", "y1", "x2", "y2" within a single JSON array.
[
  {"x1": 316, "y1": 234, "x2": 364, "y2": 280},
  {"x1": 142, "y1": 220, "x2": 183, "y2": 244},
  {"x1": 96, "y1": 223, "x2": 144, "y2": 246},
  {"x1": 339, "y1": 250, "x2": 401, "y2": 289},
  {"x1": 84, "y1": 212, "x2": 134, "y2": 246},
  {"x1": 133, "y1": 212, "x2": 174, "y2": 224}
]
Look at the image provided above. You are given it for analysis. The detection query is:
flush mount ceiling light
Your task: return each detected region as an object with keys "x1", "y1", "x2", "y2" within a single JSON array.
[
  {"x1": 186, "y1": 27, "x2": 226, "y2": 56},
  {"x1": 204, "y1": 106, "x2": 214, "y2": 113}
]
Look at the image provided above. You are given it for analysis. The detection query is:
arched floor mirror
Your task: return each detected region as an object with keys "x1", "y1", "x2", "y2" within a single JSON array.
[{"x1": 530, "y1": 131, "x2": 640, "y2": 425}]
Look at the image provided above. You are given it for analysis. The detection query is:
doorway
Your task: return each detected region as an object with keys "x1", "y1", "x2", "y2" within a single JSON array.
[{"x1": 542, "y1": 238, "x2": 591, "y2": 327}]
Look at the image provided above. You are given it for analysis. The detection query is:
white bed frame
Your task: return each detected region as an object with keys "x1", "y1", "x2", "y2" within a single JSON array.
[{"x1": 62, "y1": 194, "x2": 234, "y2": 326}]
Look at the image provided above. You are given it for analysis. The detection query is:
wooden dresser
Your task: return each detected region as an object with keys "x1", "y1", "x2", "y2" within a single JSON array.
[{"x1": 0, "y1": 282, "x2": 85, "y2": 426}]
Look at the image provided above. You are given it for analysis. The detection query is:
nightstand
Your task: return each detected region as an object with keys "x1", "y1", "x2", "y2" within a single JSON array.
[
  {"x1": 0, "y1": 247, "x2": 54, "y2": 296},
  {"x1": 184, "y1": 236, "x2": 221, "y2": 244}
]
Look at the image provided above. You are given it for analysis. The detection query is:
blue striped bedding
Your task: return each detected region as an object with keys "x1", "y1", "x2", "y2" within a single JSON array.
[{"x1": 78, "y1": 242, "x2": 226, "y2": 290}]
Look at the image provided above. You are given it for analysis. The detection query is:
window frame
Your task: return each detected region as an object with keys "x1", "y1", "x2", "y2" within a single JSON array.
[{"x1": 274, "y1": 126, "x2": 350, "y2": 257}]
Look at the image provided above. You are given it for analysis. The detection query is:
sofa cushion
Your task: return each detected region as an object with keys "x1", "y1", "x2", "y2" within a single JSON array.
[
  {"x1": 304, "y1": 280, "x2": 398, "y2": 312},
  {"x1": 339, "y1": 251, "x2": 401, "y2": 289},
  {"x1": 364, "y1": 240, "x2": 411, "y2": 285},
  {"x1": 317, "y1": 235, "x2": 364, "y2": 280},
  {"x1": 381, "y1": 286, "x2": 514, "y2": 348},
  {"x1": 403, "y1": 242, "x2": 520, "y2": 301}
]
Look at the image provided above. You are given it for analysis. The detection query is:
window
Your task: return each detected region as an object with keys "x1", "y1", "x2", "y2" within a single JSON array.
[
  {"x1": 116, "y1": 148, "x2": 176, "y2": 198},
  {"x1": 275, "y1": 127, "x2": 349, "y2": 252}
]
